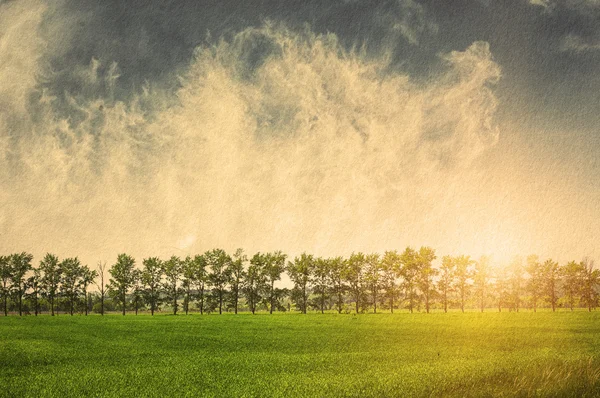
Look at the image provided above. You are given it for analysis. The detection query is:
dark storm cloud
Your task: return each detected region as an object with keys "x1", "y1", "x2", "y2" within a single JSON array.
[
  {"x1": 37, "y1": 1, "x2": 435, "y2": 101},
  {"x1": 32, "y1": 0, "x2": 600, "y2": 135}
]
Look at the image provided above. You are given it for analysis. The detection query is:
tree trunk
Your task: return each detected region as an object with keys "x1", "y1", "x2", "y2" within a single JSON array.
[
  {"x1": 302, "y1": 285, "x2": 307, "y2": 314},
  {"x1": 390, "y1": 293, "x2": 394, "y2": 314},
  {"x1": 234, "y1": 284, "x2": 238, "y2": 315},
  {"x1": 321, "y1": 291, "x2": 325, "y2": 314},
  {"x1": 219, "y1": 290, "x2": 223, "y2": 315},
  {"x1": 270, "y1": 281, "x2": 274, "y2": 315},
  {"x1": 443, "y1": 289, "x2": 447, "y2": 313},
  {"x1": 122, "y1": 292, "x2": 126, "y2": 316},
  {"x1": 374, "y1": 289, "x2": 377, "y2": 314}
]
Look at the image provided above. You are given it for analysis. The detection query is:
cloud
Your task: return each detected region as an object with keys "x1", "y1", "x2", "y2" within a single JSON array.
[
  {"x1": 560, "y1": 33, "x2": 600, "y2": 52},
  {"x1": 0, "y1": 16, "x2": 501, "y2": 262}
]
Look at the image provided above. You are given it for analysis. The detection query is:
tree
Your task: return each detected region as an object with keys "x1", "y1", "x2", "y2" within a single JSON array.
[
  {"x1": 206, "y1": 249, "x2": 232, "y2": 315},
  {"x1": 0, "y1": 256, "x2": 11, "y2": 316},
  {"x1": 163, "y1": 256, "x2": 182, "y2": 315},
  {"x1": 287, "y1": 253, "x2": 314, "y2": 314},
  {"x1": 473, "y1": 256, "x2": 490, "y2": 312},
  {"x1": 245, "y1": 253, "x2": 268, "y2": 314},
  {"x1": 343, "y1": 252, "x2": 366, "y2": 314},
  {"x1": 131, "y1": 269, "x2": 143, "y2": 315},
  {"x1": 141, "y1": 257, "x2": 163, "y2": 316},
  {"x1": 328, "y1": 257, "x2": 346, "y2": 314},
  {"x1": 181, "y1": 256, "x2": 196, "y2": 315},
  {"x1": 228, "y1": 249, "x2": 247, "y2": 314},
  {"x1": 60, "y1": 257, "x2": 83, "y2": 316},
  {"x1": 562, "y1": 260, "x2": 583, "y2": 311},
  {"x1": 10, "y1": 252, "x2": 34, "y2": 316},
  {"x1": 438, "y1": 256, "x2": 454, "y2": 313},
  {"x1": 26, "y1": 268, "x2": 42, "y2": 316},
  {"x1": 494, "y1": 265, "x2": 510, "y2": 312},
  {"x1": 192, "y1": 255, "x2": 208, "y2": 315},
  {"x1": 312, "y1": 257, "x2": 331, "y2": 314},
  {"x1": 508, "y1": 257, "x2": 524, "y2": 312},
  {"x1": 80, "y1": 265, "x2": 98, "y2": 316},
  {"x1": 399, "y1": 248, "x2": 419, "y2": 313},
  {"x1": 525, "y1": 255, "x2": 542, "y2": 312},
  {"x1": 364, "y1": 253, "x2": 381, "y2": 313},
  {"x1": 95, "y1": 261, "x2": 108, "y2": 316},
  {"x1": 381, "y1": 251, "x2": 401, "y2": 313},
  {"x1": 580, "y1": 258, "x2": 600, "y2": 312},
  {"x1": 542, "y1": 259, "x2": 560, "y2": 312},
  {"x1": 108, "y1": 254, "x2": 136, "y2": 316},
  {"x1": 416, "y1": 247, "x2": 437, "y2": 314},
  {"x1": 264, "y1": 251, "x2": 287, "y2": 314},
  {"x1": 454, "y1": 255, "x2": 473, "y2": 313},
  {"x1": 40, "y1": 253, "x2": 62, "y2": 316}
]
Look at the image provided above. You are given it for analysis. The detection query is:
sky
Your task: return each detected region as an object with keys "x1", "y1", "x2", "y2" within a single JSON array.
[{"x1": 1, "y1": 0, "x2": 600, "y2": 268}]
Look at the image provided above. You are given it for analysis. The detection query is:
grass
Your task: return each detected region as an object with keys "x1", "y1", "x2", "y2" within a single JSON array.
[{"x1": 1, "y1": 311, "x2": 600, "y2": 397}]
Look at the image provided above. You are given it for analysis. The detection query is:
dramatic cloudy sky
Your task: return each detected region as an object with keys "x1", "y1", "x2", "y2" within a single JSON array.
[{"x1": 1, "y1": 0, "x2": 600, "y2": 267}]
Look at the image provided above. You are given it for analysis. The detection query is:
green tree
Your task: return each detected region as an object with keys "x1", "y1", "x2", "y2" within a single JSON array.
[
  {"x1": 141, "y1": 257, "x2": 163, "y2": 316},
  {"x1": 525, "y1": 255, "x2": 542, "y2": 312},
  {"x1": 131, "y1": 269, "x2": 143, "y2": 315},
  {"x1": 181, "y1": 256, "x2": 196, "y2": 315},
  {"x1": 60, "y1": 257, "x2": 83, "y2": 316},
  {"x1": 416, "y1": 247, "x2": 437, "y2": 314},
  {"x1": 163, "y1": 256, "x2": 182, "y2": 315},
  {"x1": 40, "y1": 253, "x2": 61, "y2": 316},
  {"x1": 494, "y1": 265, "x2": 510, "y2": 312},
  {"x1": 438, "y1": 255, "x2": 454, "y2": 313},
  {"x1": 80, "y1": 265, "x2": 98, "y2": 316},
  {"x1": 312, "y1": 257, "x2": 330, "y2": 314},
  {"x1": 328, "y1": 257, "x2": 346, "y2": 314},
  {"x1": 0, "y1": 256, "x2": 11, "y2": 316},
  {"x1": 95, "y1": 261, "x2": 108, "y2": 316},
  {"x1": 245, "y1": 253, "x2": 268, "y2": 314},
  {"x1": 287, "y1": 253, "x2": 314, "y2": 314},
  {"x1": 264, "y1": 251, "x2": 287, "y2": 314},
  {"x1": 542, "y1": 259, "x2": 560, "y2": 312},
  {"x1": 26, "y1": 268, "x2": 42, "y2": 316},
  {"x1": 10, "y1": 252, "x2": 34, "y2": 316},
  {"x1": 108, "y1": 254, "x2": 137, "y2": 316},
  {"x1": 473, "y1": 256, "x2": 490, "y2": 312},
  {"x1": 206, "y1": 249, "x2": 232, "y2": 315},
  {"x1": 343, "y1": 252, "x2": 366, "y2": 314},
  {"x1": 228, "y1": 249, "x2": 247, "y2": 314},
  {"x1": 580, "y1": 258, "x2": 600, "y2": 311},
  {"x1": 400, "y1": 247, "x2": 419, "y2": 313},
  {"x1": 454, "y1": 255, "x2": 473, "y2": 313},
  {"x1": 364, "y1": 253, "x2": 381, "y2": 313},
  {"x1": 192, "y1": 255, "x2": 209, "y2": 314},
  {"x1": 562, "y1": 260, "x2": 583, "y2": 311},
  {"x1": 381, "y1": 251, "x2": 401, "y2": 314},
  {"x1": 508, "y1": 257, "x2": 524, "y2": 312}
]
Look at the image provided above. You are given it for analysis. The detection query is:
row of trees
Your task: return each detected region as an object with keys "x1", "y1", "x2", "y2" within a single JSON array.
[{"x1": 1, "y1": 248, "x2": 599, "y2": 316}]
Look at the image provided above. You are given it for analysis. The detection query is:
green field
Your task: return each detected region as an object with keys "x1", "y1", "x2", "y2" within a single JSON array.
[{"x1": 1, "y1": 312, "x2": 600, "y2": 397}]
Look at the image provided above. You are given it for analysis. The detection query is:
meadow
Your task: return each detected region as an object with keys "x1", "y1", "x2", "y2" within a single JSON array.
[{"x1": 1, "y1": 312, "x2": 600, "y2": 397}]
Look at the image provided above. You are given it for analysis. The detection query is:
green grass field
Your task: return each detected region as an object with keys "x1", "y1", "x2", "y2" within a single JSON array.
[{"x1": 1, "y1": 312, "x2": 600, "y2": 397}]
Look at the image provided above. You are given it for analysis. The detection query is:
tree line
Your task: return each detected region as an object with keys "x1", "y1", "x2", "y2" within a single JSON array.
[{"x1": 1, "y1": 248, "x2": 599, "y2": 316}]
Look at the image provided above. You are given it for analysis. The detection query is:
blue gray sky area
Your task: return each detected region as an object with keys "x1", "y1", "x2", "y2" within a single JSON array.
[
  {"x1": 37, "y1": 0, "x2": 600, "y2": 131},
  {"x1": 1, "y1": 0, "x2": 600, "y2": 265}
]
